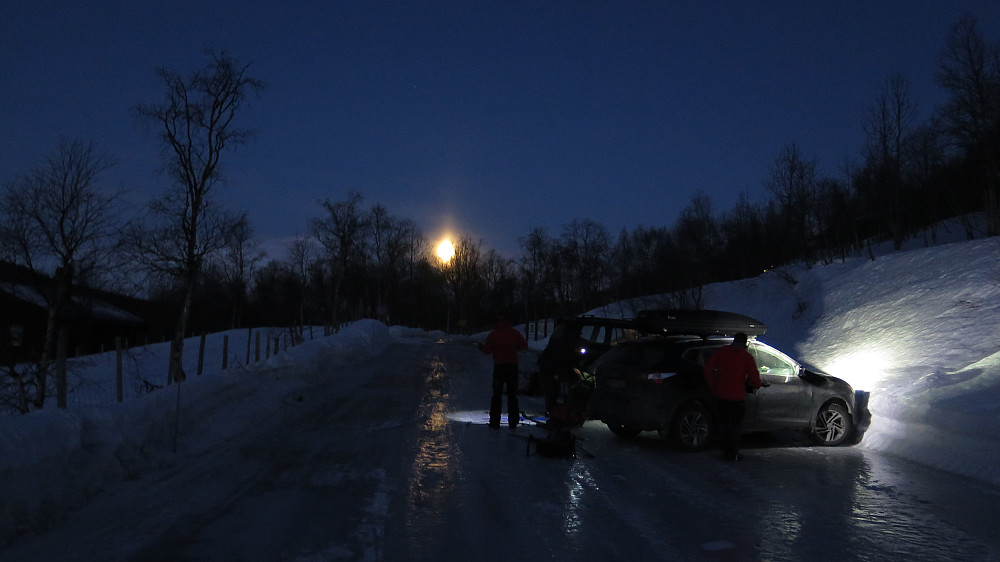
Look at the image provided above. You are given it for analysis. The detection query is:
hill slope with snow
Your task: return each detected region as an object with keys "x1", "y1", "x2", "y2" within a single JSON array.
[{"x1": 594, "y1": 235, "x2": 1000, "y2": 486}]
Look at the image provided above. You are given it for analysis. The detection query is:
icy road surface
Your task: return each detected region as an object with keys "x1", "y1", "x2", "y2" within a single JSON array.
[{"x1": 4, "y1": 336, "x2": 1000, "y2": 561}]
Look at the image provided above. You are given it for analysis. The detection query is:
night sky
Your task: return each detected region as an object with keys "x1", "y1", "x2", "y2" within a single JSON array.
[{"x1": 3, "y1": 1, "x2": 999, "y2": 258}]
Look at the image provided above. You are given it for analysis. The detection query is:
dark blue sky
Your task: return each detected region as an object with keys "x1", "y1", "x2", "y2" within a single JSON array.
[{"x1": 3, "y1": 1, "x2": 998, "y2": 258}]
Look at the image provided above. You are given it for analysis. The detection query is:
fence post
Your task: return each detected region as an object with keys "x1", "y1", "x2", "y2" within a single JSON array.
[
  {"x1": 222, "y1": 335, "x2": 229, "y2": 370},
  {"x1": 197, "y1": 333, "x2": 207, "y2": 375},
  {"x1": 246, "y1": 328, "x2": 252, "y2": 364},
  {"x1": 255, "y1": 332, "x2": 261, "y2": 362},
  {"x1": 116, "y1": 337, "x2": 123, "y2": 403}
]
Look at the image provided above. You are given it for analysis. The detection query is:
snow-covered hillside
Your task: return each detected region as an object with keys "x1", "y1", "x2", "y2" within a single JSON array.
[{"x1": 593, "y1": 235, "x2": 1000, "y2": 487}]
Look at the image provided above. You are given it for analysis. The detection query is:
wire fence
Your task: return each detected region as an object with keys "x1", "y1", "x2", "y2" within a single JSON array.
[{"x1": 1, "y1": 324, "x2": 333, "y2": 415}]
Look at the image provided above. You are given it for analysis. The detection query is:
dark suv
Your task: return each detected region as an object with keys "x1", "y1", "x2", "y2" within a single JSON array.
[{"x1": 588, "y1": 310, "x2": 870, "y2": 450}]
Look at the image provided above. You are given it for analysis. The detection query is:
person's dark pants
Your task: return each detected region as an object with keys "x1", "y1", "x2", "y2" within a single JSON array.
[
  {"x1": 490, "y1": 363, "x2": 520, "y2": 427},
  {"x1": 716, "y1": 399, "x2": 746, "y2": 458},
  {"x1": 541, "y1": 369, "x2": 560, "y2": 412}
]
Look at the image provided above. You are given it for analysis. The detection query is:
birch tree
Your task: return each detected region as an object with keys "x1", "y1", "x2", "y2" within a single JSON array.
[
  {"x1": 0, "y1": 139, "x2": 118, "y2": 408},
  {"x1": 130, "y1": 51, "x2": 264, "y2": 384}
]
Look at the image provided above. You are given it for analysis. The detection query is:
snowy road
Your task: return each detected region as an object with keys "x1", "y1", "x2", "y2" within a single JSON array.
[{"x1": 4, "y1": 335, "x2": 1000, "y2": 561}]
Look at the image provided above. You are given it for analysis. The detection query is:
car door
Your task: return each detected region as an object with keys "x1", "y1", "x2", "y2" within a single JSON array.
[{"x1": 746, "y1": 344, "x2": 813, "y2": 431}]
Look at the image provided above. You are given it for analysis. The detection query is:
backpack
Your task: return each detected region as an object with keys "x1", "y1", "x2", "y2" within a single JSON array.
[{"x1": 526, "y1": 429, "x2": 577, "y2": 459}]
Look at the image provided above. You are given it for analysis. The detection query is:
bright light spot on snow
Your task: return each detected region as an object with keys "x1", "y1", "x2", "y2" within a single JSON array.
[
  {"x1": 445, "y1": 410, "x2": 520, "y2": 425},
  {"x1": 435, "y1": 238, "x2": 455, "y2": 263},
  {"x1": 824, "y1": 350, "x2": 892, "y2": 391}
]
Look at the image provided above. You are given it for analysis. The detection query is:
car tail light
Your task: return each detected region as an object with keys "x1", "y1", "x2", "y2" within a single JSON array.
[{"x1": 646, "y1": 372, "x2": 676, "y2": 383}]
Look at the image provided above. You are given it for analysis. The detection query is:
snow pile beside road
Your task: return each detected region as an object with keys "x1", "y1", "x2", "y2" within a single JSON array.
[
  {"x1": 593, "y1": 236, "x2": 1000, "y2": 486},
  {"x1": 0, "y1": 320, "x2": 393, "y2": 542},
  {"x1": 863, "y1": 351, "x2": 1000, "y2": 486},
  {"x1": 262, "y1": 319, "x2": 391, "y2": 371}
]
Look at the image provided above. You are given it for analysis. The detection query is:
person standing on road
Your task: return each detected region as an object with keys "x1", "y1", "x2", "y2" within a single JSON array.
[
  {"x1": 478, "y1": 315, "x2": 529, "y2": 428},
  {"x1": 704, "y1": 332, "x2": 765, "y2": 461}
]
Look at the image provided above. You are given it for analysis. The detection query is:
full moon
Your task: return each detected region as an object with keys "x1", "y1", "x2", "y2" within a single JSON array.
[{"x1": 436, "y1": 239, "x2": 455, "y2": 263}]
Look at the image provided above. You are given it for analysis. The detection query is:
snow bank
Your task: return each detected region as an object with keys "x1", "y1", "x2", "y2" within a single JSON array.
[
  {"x1": 593, "y1": 237, "x2": 1000, "y2": 487},
  {"x1": 0, "y1": 320, "x2": 392, "y2": 541}
]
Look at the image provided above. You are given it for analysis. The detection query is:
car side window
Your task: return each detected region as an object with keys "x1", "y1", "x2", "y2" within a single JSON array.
[
  {"x1": 750, "y1": 347, "x2": 795, "y2": 377},
  {"x1": 593, "y1": 326, "x2": 607, "y2": 344},
  {"x1": 609, "y1": 327, "x2": 624, "y2": 345},
  {"x1": 683, "y1": 346, "x2": 723, "y2": 367}
]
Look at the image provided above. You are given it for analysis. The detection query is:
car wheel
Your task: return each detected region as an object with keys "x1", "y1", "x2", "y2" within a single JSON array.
[
  {"x1": 668, "y1": 402, "x2": 714, "y2": 451},
  {"x1": 606, "y1": 422, "x2": 641, "y2": 438},
  {"x1": 810, "y1": 403, "x2": 853, "y2": 446}
]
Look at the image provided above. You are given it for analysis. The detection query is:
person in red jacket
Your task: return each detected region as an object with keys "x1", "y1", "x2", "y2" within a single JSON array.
[
  {"x1": 479, "y1": 315, "x2": 529, "y2": 428},
  {"x1": 704, "y1": 332, "x2": 764, "y2": 460}
]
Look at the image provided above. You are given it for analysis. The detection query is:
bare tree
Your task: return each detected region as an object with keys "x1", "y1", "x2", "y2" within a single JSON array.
[
  {"x1": 765, "y1": 144, "x2": 818, "y2": 264},
  {"x1": 399, "y1": 220, "x2": 427, "y2": 283},
  {"x1": 310, "y1": 191, "x2": 369, "y2": 325},
  {"x1": 719, "y1": 191, "x2": 767, "y2": 275},
  {"x1": 286, "y1": 235, "x2": 318, "y2": 329},
  {"x1": 610, "y1": 225, "x2": 677, "y2": 302},
  {"x1": 0, "y1": 138, "x2": 118, "y2": 408},
  {"x1": 860, "y1": 74, "x2": 919, "y2": 250},
  {"x1": 936, "y1": 15, "x2": 1000, "y2": 235},
  {"x1": 131, "y1": 51, "x2": 264, "y2": 384},
  {"x1": 480, "y1": 248, "x2": 517, "y2": 316},
  {"x1": 444, "y1": 234, "x2": 484, "y2": 331},
  {"x1": 811, "y1": 176, "x2": 856, "y2": 264},
  {"x1": 212, "y1": 215, "x2": 263, "y2": 329},
  {"x1": 518, "y1": 227, "x2": 555, "y2": 318},
  {"x1": 673, "y1": 193, "x2": 719, "y2": 304},
  {"x1": 904, "y1": 122, "x2": 953, "y2": 240},
  {"x1": 559, "y1": 219, "x2": 610, "y2": 312},
  {"x1": 366, "y1": 203, "x2": 396, "y2": 315},
  {"x1": 366, "y1": 206, "x2": 421, "y2": 323}
]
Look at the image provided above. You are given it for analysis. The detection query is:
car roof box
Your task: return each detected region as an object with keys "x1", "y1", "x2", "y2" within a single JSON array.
[{"x1": 635, "y1": 309, "x2": 767, "y2": 337}]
